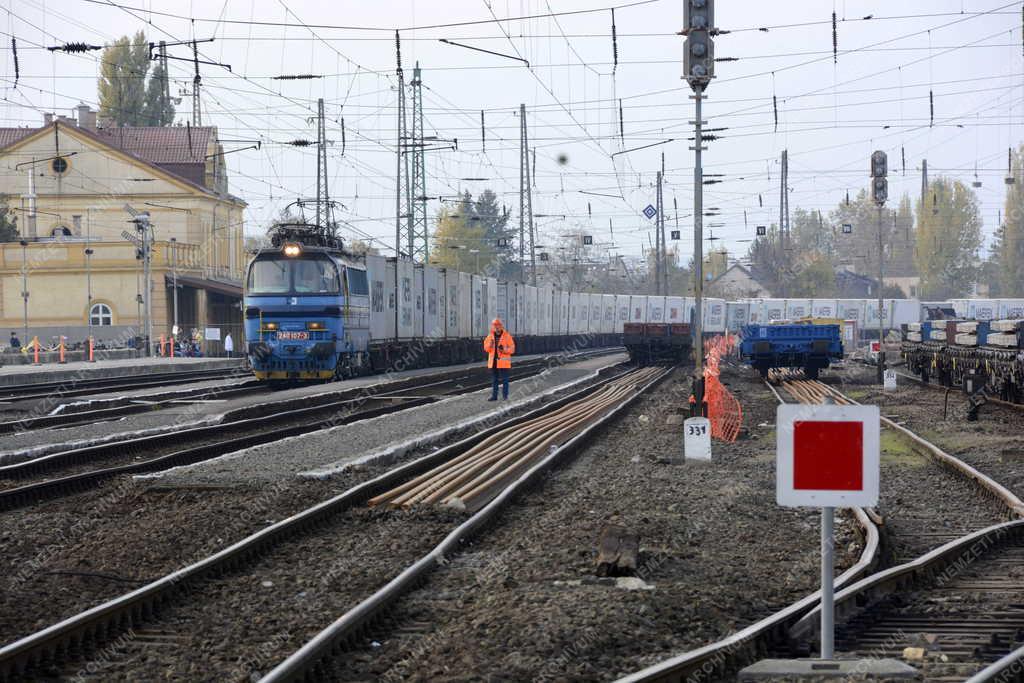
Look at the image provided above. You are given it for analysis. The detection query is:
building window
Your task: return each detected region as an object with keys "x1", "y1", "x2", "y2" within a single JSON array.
[
  {"x1": 89, "y1": 303, "x2": 113, "y2": 326},
  {"x1": 51, "y1": 156, "x2": 69, "y2": 175},
  {"x1": 51, "y1": 226, "x2": 72, "y2": 238}
]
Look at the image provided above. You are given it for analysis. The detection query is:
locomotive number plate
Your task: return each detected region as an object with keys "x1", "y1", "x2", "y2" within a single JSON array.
[{"x1": 277, "y1": 331, "x2": 309, "y2": 340}]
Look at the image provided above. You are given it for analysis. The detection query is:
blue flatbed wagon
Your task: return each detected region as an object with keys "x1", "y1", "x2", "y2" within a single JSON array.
[{"x1": 739, "y1": 323, "x2": 844, "y2": 379}]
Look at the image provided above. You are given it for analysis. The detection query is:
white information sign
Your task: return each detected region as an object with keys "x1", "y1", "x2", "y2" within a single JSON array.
[
  {"x1": 776, "y1": 404, "x2": 880, "y2": 508},
  {"x1": 883, "y1": 369, "x2": 897, "y2": 391},
  {"x1": 204, "y1": 327, "x2": 221, "y2": 341},
  {"x1": 683, "y1": 417, "x2": 712, "y2": 461}
]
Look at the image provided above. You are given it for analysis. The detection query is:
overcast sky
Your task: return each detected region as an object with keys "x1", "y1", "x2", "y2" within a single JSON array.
[{"x1": 2, "y1": 0, "x2": 1020, "y2": 263}]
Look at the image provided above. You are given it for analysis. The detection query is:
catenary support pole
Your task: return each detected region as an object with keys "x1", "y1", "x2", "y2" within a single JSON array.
[{"x1": 821, "y1": 506, "x2": 835, "y2": 659}]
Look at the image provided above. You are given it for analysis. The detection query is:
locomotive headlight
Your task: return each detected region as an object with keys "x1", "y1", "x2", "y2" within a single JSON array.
[
  {"x1": 306, "y1": 321, "x2": 325, "y2": 330},
  {"x1": 262, "y1": 322, "x2": 279, "y2": 331},
  {"x1": 283, "y1": 243, "x2": 302, "y2": 257}
]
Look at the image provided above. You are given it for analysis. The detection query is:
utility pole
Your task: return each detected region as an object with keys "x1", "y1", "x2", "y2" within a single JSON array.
[
  {"x1": 683, "y1": 0, "x2": 714, "y2": 416},
  {"x1": 409, "y1": 63, "x2": 428, "y2": 262},
  {"x1": 315, "y1": 97, "x2": 327, "y2": 230},
  {"x1": 191, "y1": 39, "x2": 201, "y2": 126},
  {"x1": 519, "y1": 103, "x2": 535, "y2": 284},
  {"x1": 159, "y1": 41, "x2": 170, "y2": 112},
  {"x1": 871, "y1": 150, "x2": 889, "y2": 384},
  {"x1": 655, "y1": 170, "x2": 663, "y2": 295},
  {"x1": 19, "y1": 239, "x2": 28, "y2": 343}
]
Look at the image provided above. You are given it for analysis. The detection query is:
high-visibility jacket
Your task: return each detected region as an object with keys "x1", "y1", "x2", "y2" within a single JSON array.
[{"x1": 484, "y1": 330, "x2": 515, "y2": 369}]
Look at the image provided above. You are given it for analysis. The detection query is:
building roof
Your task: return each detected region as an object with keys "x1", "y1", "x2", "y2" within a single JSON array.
[{"x1": 0, "y1": 121, "x2": 229, "y2": 198}]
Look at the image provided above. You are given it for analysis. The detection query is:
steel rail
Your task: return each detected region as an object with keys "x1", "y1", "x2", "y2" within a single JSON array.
[
  {"x1": 260, "y1": 366, "x2": 673, "y2": 683},
  {"x1": 965, "y1": 642, "x2": 1024, "y2": 683},
  {"x1": 0, "y1": 380, "x2": 264, "y2": 434},
  {"x1": 0, "y1": 367, "x2": 248, "y2": 402},
  {"x1": 894, "y1": 368, "x2": 1024, "y2": 412},
  {"x1": 0, "y1": 364, "x2": 634, "y2": 679},
  {"x1": 613, "y1": 377, "x2": 885, "y2": 683},
  {"x1": 0, "y1": 359, "x2": 577, "y2": 510}
]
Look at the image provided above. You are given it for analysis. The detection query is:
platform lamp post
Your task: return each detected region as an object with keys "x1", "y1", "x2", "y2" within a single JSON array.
[
  {"x1": 170, "y1": 237, "x2": 179, "y2": 343},
  {"x1": 683, "y1": 0, "x2": 715, "y2": 416},
  {"x1": 19, "y1": 239, "x2": 28, "y2": 343},
  {"x1": 85, "y1": 247, "x2": 94, "y2": 360},
  {"x1": 870, "y1": 151, "x2": 888, "y2": 385}
]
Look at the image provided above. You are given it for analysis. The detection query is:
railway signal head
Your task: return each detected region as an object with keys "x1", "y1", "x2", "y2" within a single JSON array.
[
  {"x1": 870, "y1": 150, "x2": 887, "y2": 178},
  {"x1": 871, "y1": 177, "x2": 888, "y2": 205},
  {"x1": 870, "y1": 151, "x2": 888, "y2": 205},
  {"x1": 683, "y1": 0, "x2": 715, "y2": 89}
]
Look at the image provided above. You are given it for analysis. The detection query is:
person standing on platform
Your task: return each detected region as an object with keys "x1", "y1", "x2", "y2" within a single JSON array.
[
  {"x1": 224, "y1": 332, "x2": 234, "y2": 358},
  {"x1": 483, "y1": 318, "x2": 515, "y2": 401}
]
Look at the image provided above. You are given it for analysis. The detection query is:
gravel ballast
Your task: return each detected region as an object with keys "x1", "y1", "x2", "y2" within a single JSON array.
[{"x1": 322, "y1": 364, "x2": 863, "y2": 682}]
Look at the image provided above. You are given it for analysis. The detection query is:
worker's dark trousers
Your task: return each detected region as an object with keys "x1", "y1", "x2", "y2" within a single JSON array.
[{"x1": 490, "y1": 367, "x2": 510, "y2": 399}]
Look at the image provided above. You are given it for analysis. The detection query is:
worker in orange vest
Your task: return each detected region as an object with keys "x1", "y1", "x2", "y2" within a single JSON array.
[{"x1": 484, "y1": 318, "x2": 516, "y2": 401}]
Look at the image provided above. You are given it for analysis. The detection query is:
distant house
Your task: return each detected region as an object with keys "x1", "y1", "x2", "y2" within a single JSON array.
[
  {"x1": 836, "y1": 269, "x2": 880, "y2": 297},
  {"x1": 706, "y1": 263, "x2": 773, "y2": 298}
]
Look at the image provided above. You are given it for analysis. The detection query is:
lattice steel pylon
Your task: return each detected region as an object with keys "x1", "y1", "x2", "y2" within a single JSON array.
[
  {"x1": 394, "y1": 31, "x2": 413, "y2": 259},
  {"x1": 408, "y1": 63, "x2": 429, "y2": 263},
  {"x1": 314, "y1": 97, "x2": 333, "y2": 233},
  {"x1": 519, "y1": 103, "x2": 536, "y2": 284}
]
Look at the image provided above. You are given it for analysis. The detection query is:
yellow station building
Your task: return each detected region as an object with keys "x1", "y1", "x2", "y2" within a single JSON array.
[{"x1": 0, "y1": 105, "x2": 245, "y2": 354}]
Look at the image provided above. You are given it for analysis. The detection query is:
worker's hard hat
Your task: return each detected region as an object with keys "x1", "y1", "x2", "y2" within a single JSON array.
[{"x1": 491, "y1": 318, "x2": 503, "y2": 329}]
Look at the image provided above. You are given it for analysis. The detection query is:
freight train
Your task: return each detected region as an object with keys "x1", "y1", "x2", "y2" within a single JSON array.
[
  {"x1": 243, "y1": 226, "x2": 725, "y2": 381},
  {"x1": 901, "y1": 318, "x2": 1024, "y2": 404}
]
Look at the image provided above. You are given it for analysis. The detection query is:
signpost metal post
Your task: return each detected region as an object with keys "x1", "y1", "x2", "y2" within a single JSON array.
[
  {"x1": 777, "y1": 404, "x2": 880, "y2": 660},
  {"x1": 871, "y1": 150, "x2": 888, "y2": 385},
  {"x1": 683, "y1": 0, "x2": 714, "y2": 418}
]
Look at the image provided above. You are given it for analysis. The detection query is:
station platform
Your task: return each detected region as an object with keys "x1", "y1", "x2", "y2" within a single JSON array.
[{"x1": 0, "y1": 356, "x2": 247, "y2": 387}]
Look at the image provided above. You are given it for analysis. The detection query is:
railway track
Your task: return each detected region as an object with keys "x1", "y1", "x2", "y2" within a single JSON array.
[
  {"x1": 893, "y1": 368, "x2": 1024, "y2": 413},
  {"x1": 0, "y1": 365, "x2": 666, "y2": 680},
  {"x1": 0, "y1": 358, "x2": 573, "y2": 511},
  {"x1": 0, "y1": 367, "x2": 248, "y2": 404},
  {"x1": 0, "y1": 379, "x2": 265, "y2": 434},
  {"x1": 615, "y1": 372, "x2": 1024, "y2": 683}
]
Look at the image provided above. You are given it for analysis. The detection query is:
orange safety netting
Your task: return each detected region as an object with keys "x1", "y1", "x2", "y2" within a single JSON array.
[{"x1": 702, "y1": 334, "x2": 743, "y2": 442}]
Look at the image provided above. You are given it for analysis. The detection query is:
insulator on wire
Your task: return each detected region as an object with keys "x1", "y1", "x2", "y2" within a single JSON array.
[
  {"x1": 611, "y1": 8, "x2": 619, "y2": 73},
  {"x1": 929, "y1": 90, "x2": 934, "y2": 127},
  {"x1": 11, "y1": 38, "x2": 18, "y2": 88},
  {"x1": 480, "y1": 110, "x2": 485, "y2": 152},
  {"x1": 340, "y1": 118, "x2": 346, "y2": 156},
  {"x1": 618, "y1": 99, "x2": 625, "y2": 144},
  {"x1": 271, "y1": 74, "x2": 321, "y2": 80},
  {"x1": 395, "y1": 30, "x2": 402, "y2": 71},
  {"x1": 832, "y1": 11, "x2": 838, "y2": 64},
  {"x1": 289, "y1": 139, "x2": 314, "y2": 146},
  {"x1": 588, "y1": 202, "x2": 592, "y2": 217},
  {"x1": 901, "y1": 146, "x2": 906, "y2": 175},
  {"x1": 772, "y1": 94, "x2": 778, "y2": 132},
  {"x1": 758, "y1": 194, "x2": 763, "y2": 207},
  {"x1": 47, "y1": 42, "x2": 101, "y2": 53}
]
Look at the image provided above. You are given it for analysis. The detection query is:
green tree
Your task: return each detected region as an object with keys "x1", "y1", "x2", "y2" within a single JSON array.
[
  {"x1": 914, "y1": 178, "x2": 982, "y2": 299},
  {"x1": 0, "y1": 198, "x2": 18, "y2": 242},
  {"x1": 431, "y1": 208, "x2": 489, "y2": 273},
  {"x1": 99, "y1": 32, "x2": 174, "y2": 126},
  {"x1": 993, "y1": 146, "x2": 1024, "y2": 296},
  {"x1": 788, "y1": 253, "x2": 838, "y2": 297},
  {"x1": 141, "y1": 59, "x2": 175, "y2": 126}
]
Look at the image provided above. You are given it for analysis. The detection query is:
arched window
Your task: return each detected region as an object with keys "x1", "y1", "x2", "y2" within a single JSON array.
[
  {"x1": 51, "y1": 226, "x2": 72, "y2": 238},
  {"x1": 89, "y1": 303, "x2": 113, "y2": 326}
]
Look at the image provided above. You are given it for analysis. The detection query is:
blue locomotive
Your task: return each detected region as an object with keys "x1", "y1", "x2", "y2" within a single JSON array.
[
  {"x1": 739, "y1": 323, "x2": 843, "y2": 379},
  {"x1": 244, "y1": 225, "x2": 370, "y2": 381}
]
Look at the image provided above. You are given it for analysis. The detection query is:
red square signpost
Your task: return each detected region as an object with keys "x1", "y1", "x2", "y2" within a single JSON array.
[{"x1": 776, "y1": 404, "x2": 880, "y2": 660}]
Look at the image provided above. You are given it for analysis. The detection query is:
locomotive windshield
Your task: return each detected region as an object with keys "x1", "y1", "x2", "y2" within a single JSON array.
[{"x1": 247, "y1": 255, "x2": 341, "y2": 295}]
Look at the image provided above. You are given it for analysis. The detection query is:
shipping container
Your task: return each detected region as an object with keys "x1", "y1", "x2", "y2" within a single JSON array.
[
  {"x1": 457, "y1": 272, "x2": 472, "y2": 339},
  {"x1": 785, "y1": 299, "x2": 811, "y2": 320},
  {"x1": 967, "y1": 299, "x2": 999, "y2": 321},
  {"x1": 1000, "y1": 299, "x2": 1024, "y2": 319},
  {"x1": 366, "y1": 254, "x2": 393, "y2": 341},
  {"x1": 603, "y1": 294, "x2": 616, "y2": 334},
  {"x1": 704, "y1": 298, "x2": 726, "y2": 333},
  {"x1": 811, "y1": 299, "x2": 838, "y2": 319},
  {"x1": 726, "y1": 301, "x2": 750, "y2": 331},
  {"x1": 396, "y1": 259, "x2": 415, "y2": 339},
  {"x1": 421, "y1": 265, "x2": 443, "y2": 340},
  {"x1": 647, "y1": 295, "x2": 666, "y2": 323},
  {"x1": 666, "y1": 296, "x2": 686, "y2": 323},
  {"x1": 615, "y1": 294, "x2": 630, "y2": 333}
]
